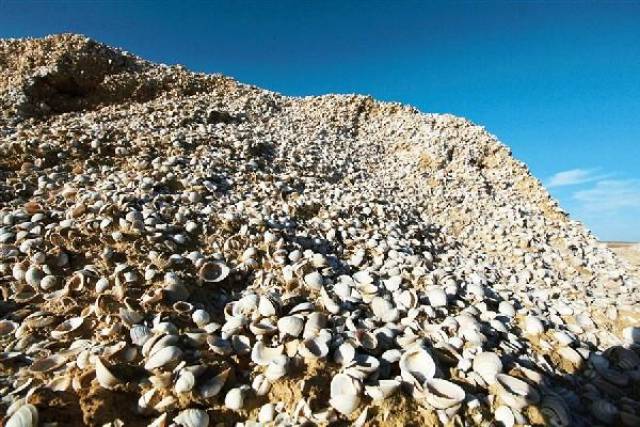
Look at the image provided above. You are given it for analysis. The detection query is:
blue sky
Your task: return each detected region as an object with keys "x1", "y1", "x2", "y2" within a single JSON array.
[{"x1": 2, "y1": 1, "x2": 639, "y2": 241}]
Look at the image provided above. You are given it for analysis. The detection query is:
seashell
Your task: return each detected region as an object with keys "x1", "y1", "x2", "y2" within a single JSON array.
[
  {"x1": 395, "y1": 289, "x2": 418, "y2": 310},
  {"x1": 207, "y1": 336, "x2": 233, "y2": 355},
  {"x1": 400, "y1": 347, "x2": 436, "y2": 386},
  {"x1": 621, "y1": 326, "x2": 640, "y2": 345},
  {"x1": 173, "y1": 408, "x2": 209, "y2": 427},
  {"x1": 147, "y1": 334, "x2": 180, "y2": 357},
  {"x1": 144, "y1": 345, "x2": 182, "y2": 370},
  {"x1": 495, "y1": 373, "x2": 540, "y2": 410},
  {"x1": 252, "y1": 374, "x2": 272, "y2": 396},
  {"x1": 130, "y1": 325, "x2": 152, "y2": 346},
  {"x1": 47, "y1": 375, "x2": 72, "y2": 392},
  {"x1": 335, "y1": 342, "x2": 356, "y2": 365},
  {"x1": 557, "y1": 346, "x2": 583, "y2": 369},
  {"x1": 258, "y1": 294, "x2": 280, "y2": 316},
  {"x1": 288, "y1": 301, "x2": 316, "y2": 314},
  {"x1": 472, "y1": 351, "x2": 503, "y2": 384},
  {"x1": 277, "y1": 315, "x2": 304, "y2": 338},
  {"x1": 541, "y1": 395, "x2": 571, "y2": 427},
  {"x1": 352, "y1": 270, "x2": 373, "y2": 286},
  {"x1": 427, "y1": 287, "x2": 447, "y2": 307},
  {"x1": 494, "y1": 405, "x2": 515, "y2": 427},
  {"x1": 422, "y1": 378, "x2": 465, "y2": 409},
  {"x1": 192, "y1": 309, "x2": 210, "y2": 327},
  {"x1": 51, "y1": 316, "x2": 84, "y2": 339},
  {"x1": 95, "y1": 357, "x2": 121, "y2": 390},
  {"x1": 225, "y1": 386, "x2": 247, "y2": 411},
  {"x1": 231, "y1": 334, "x2": 251, "y2": 355},
  {"x1": 258, "y1": 403, "x2": 276, "y2": 423},
  {"x1": 590, "y1": 399, "x2": 618, "y2": 424},
  {"x1": 198, "y1": 368, "x2": 230, "y2": 398},
  {"x1": 303, "y1": 271, "x2": 323, "y2": 290},
  {"x1": 298, "y1": 336, "x2": 330, "y2": 359},
  {"x1": 30, "y1": 354, "x2": 67, "y2": 373},
  {"x1": 0, "y1": 319, "x2": 18, "y2": 335},
  {"x1": 5, "y1": 403, "x2": 38, "y2": 427},
  {"x1": 371, "y1": 297, "x2": 399, "y2": 322},
  {"x1": 383, "y1": 275, "x2": 402, "y2": 291},
  {"x1": 173, "y1": 301, "x2": 194, "y2": 314},
  {"x1": 198, "y1": 261, "x2": 230, "y2": 283},
  {"x1": 523, "y1": 316, "x2": 545, "y2": 335},
  {"x1": 264, "y1": 354, "x2": 289, "y2": 381},
  {"x1": 553, "y1": 330, "x2": 575, "y2": 347},
  {"x1": 251, "y1": 342, "x2": 284, "y2": 365},
  {"x1": 221, "y1": 315, "x2": 246, "y2": 338},
  {"x1": 365, "y1": 379, "x2": 400, "y2": 401},
  {"x1": 24, "y1": 266, "x2": 44, "y2": 287},
  {"x1": 604, "y1": 346, "x2": 640, "y2": 370},
  {"x1": 498, "y1": 301, "x2": 516, "y2": 317},
  {"x1": 249, "y1": 319, "x2": 278, "y2": 336},
  {"x1": 175, "y1": 370, "x2": 196, "y2": 393},
  {"x1": 355, "y1": 330, "x2": 378, "y2": 350},
  {"x1": 330, "y1": 373, "x2": 363, "y2": 415},
  {"x1": 303, "y1": 312, "x2": 327, "y2": 338}
]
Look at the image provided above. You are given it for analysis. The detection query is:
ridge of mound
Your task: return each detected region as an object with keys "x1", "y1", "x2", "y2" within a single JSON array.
[{"x1": 0, "y1": 34, "x2": 638, "y2": 427}]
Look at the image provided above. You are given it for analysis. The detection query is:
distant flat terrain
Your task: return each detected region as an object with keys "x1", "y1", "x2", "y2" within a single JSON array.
[{"x1": 606, "y1": 242, "x2": 640, "y2": 280}]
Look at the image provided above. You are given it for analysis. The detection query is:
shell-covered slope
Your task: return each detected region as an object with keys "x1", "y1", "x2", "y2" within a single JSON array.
[{"x1": 1, "y1": 34, "x2": 639, "y2": 427}]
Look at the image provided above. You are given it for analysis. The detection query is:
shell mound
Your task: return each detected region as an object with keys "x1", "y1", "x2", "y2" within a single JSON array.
[{"x1": 0, "y1": 34, "x2": 639, "y2": 427}]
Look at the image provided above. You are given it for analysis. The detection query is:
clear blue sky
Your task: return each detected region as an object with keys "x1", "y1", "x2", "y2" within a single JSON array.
[{"x1": 2, "y1": 1, "x2": 639, "y2": 241}]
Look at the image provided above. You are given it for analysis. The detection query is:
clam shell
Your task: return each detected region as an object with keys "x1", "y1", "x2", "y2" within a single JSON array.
[
  {"x1": 495, "y1": 373, "x2": 540, "y2": 410},
  {"x1": 95, "y1": 357, "x2": 121, "y2": 390},
  {"x1": 330, "y1": 373, "x2": 362, "y2": 415},
  {"x1": 590, "y1": 399, "x2": 618, "y2": 424},
  {"x1": 400, "y1": 347, "x2": 436, "y2": 386},
  {"x1": 0, "y1": 320, "x2": 19, "y2": 336},
  {"x1": 252, "y1": 374, "x2": 272, "y2": 396},
  {"x1": 264, "y1": 355, "x2": 289, "y2": 381},
  {"x1": 225, "y1": 387, "x2": 246, "y2": 411},
  {"x1": 523, "y1": 316, "x2": 545, "y2": 335},
  {"x1": 192, "y1": 309, "x2": 210, "y2": 327},
  {"x1": 5, "y1": 403, "x2": 38, "y2": 427},
  {"x1": 371, "y1": 297, "x2": 399, "y2": 322},
  {"x1": 198, "y1": 368, "x2": 230, "y2": 398},
  {"x1": 144, "y1": 345, "x2": 182, "y2": 370},
  {"x1": 251, "y1": 342, "x2": 284, "y2": 365},
  {"x1": 365, "y1": 379, "x2": 400, "y2": 401},
  {"x1": 173, "y1": 408, "x2": 209, "y2": 427},
  {"x1": 422, "y1": 378, "x2": 465, "y2": 409},
  {"x1": 277, "y1": 315, "x2": 304, "y2": 338},
  {"x1": 472, "y1": 351, "x2": 503, "y2": 384},
  {"x1": 541, "y1": 395, "x2": 571, "y2": 427},
  {"x1": 298, "y1": 336, "x2": 330, "y2": 359},
  {"x1": 50, "y1": 316, "x2": 84, "y2": 339},
  {"x1": 303, "y1": 271, "x2": 323, "y2": 290},
  {"x1": 334, "y1": 342, "x2": 356, "y2": 365},
  {"x1": 30, "y1": 354, "x2": 67, "y2": 373},
  {"x1": 175, "y1": 370, "x2": 196, "y2": 393},
  {"x1": 198, "y1": 261, "x2": 230, "y2": 283},
  {"x1": 426, "y1": 287, "x2": 447, "y2": 307}
]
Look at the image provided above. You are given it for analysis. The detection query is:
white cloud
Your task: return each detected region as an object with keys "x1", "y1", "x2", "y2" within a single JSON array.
[
  {"x1": 546, "y1": 168, "x2": 611, "y2": 188},
  {"x1": 573, "y1": 179, "x2": 640, "y2": 212}
]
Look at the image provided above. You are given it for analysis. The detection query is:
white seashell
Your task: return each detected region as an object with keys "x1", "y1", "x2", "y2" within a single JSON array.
[
  {"x1": 498, "y1": 301, "x2": 516, "y2": 317},
  {"x1": 5, "y1": 403, "x2": 38, "y2": 427},
  {"x1": 231, "y1": 334, "x2": 251, "y2": 355},
  {"x1": 258, "y1": 295, "x2": 279, "y2": 317},
  {"x1": 144, "y1": 345, "x2": 182, "y2": 370},
  {"x1": 24, "y1": 266, "x2": 44, "y2": 287},
  {"x1": 523, "y1": 316, "x2": 545, "y2": 335},
  {"x1": 427, "y1": 287, "x2": 447, "y2": 307},
  {"x1": 365, "y1": 379, "x2": 400, "y2": 401},
  {"x1": 400, "y1": 347, "x2": 436, "y2": 386},
  {"x1": 95, "y1": 357, "x2": 121, "y2": 389},
  {"x1": 383, "y1": 275, "x2": 402, "y2": 291},
  {"x1": 130, "y1": 325, "x2": 152, "y2": 346},
  {"x1": 371, "y1": 297, "x2": 399, "y2": 322},
  {"x1": 303, "y1": 312, "x2": 327, "y2": 338},
  {"x1": 249, "y1": 319, "x2": 278, "y2": 336},
  {"x1": 265, "y1": 355, "x2": 289, "y2": 381},
  {"x1": 252, "y1": 374, "x2": 272, "y2": 396},
  {"x1": 335, "y1": 342, "x2": 356, "y2": 365},
  {"x1": 472, "y1": 351, "x2": 503, "y2": 384},
  {"x1": 258, "y1": 403, "x2": 276, "y2": 423},
  {"x1": 198, "y1": 261, "x2": 230, "y2": 283},
  {"x1": 251, "y1": 342, "x2": 284, "y2": 365},
  {"x1": 277, "y1": 315, "x2": 304, "y2": 338},
  {"x1": 330, "y1": 373, "x2": 362, "y2": 415},
  {"x1": 40, "y1": 275, "x2": 58, "y2": 291},
  {"x1": 298, "y1": 336, "x2": 330, "y2": 359},
  {"x1": 554, "y1": 330, "x2": 575, "y2": 347},
  {"x1": 303, "y1": 271, "x2": 323, "y2": 290},
  {"x1": 622, "y1": 326, "x2": 640, "y2": 345},
  {"x1": 175, "y1": 370, "x2": 196, "y2": 393},
  {"x1": 173, "y1": 408, "x2": 209, "y2": 427},
  {"x1": 51, "y1": 317, "x2": 84, "y2": 339},
  {"x1": 352, "y1": 270, "x2": 373, "y2": 285},
  {"x1": 495, "y1": 373, "x2": 540, "y2": 410},
  {"x1": 422, "y1": 378, "x2": 465, "y2": 409},
  {"x1": 225, "y1": 386, "x2": 247, "y2": 411},
  {"x1": 558, "y1": 346, "x2": 583, "y2": 368},
  {"x1": 221, "y1": 315, "x2": 246, "y2": 338},
  {"x1": 198, "y1": 368, "x2": 230, "y2": 398},
  {"x1": 494, "y1": 405, "x2": 515, "y2": 427}
]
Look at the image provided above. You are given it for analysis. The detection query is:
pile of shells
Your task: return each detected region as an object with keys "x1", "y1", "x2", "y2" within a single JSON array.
[{"x1": 0, "y1": 34, "x2": 639, "y2": 427}]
